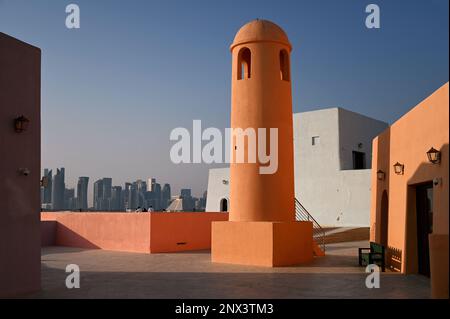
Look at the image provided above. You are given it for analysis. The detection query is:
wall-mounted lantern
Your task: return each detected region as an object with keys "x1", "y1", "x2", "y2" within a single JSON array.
[
  {"x1": 19, "y1": 168, "x2": 30, "y2": 176},
  {"x1": 14, "y1": 115, "x2": 30, "y2": 133},
  {"x1": 426, "y1": 147, "x2": 441, "y2": 164},
  {"x1": 376, "y1": 170, "x2": 385, "y2": 181},
  {"x1": 393, "y1": 162, "x2": 404, "y2": 175}
]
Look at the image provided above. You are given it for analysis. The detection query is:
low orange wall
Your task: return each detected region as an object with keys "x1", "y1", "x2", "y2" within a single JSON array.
[
  {"x1": 150, "y1": 213, "x2": 228, "y2": 253},
  {"x1": 42, "y1": 213, "x2": 151, "y2": 253},
  {"x1": 41, "y1": 212, "x2": 229, "y2": 253}
]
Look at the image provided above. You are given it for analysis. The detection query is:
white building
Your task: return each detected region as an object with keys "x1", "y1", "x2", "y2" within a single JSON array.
[{"x1": 205, "y1": 107, "x2": 388, "y2": 227}]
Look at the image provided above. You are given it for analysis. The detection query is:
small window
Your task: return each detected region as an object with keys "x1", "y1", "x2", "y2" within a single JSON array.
[
  {"x1": 352, "y1": 151, "x2": 366, "y2": 169},
  {"x1": 237, "y1": 48, "x2": 251, "y2": 80},
  {"x1": 220, "y1": 198, "x2": 228, "y2": 212},
  {"x1": 312, "y1": 136, "x2": 320, "y2": 146},
  {"x1": 280, "y1": 50, "x2": 290, "y2": 81}
]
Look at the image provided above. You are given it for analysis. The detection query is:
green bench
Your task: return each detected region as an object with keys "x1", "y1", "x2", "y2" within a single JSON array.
[{"x1": 358, "y1": 242, "x2": 385, "y2": 272}]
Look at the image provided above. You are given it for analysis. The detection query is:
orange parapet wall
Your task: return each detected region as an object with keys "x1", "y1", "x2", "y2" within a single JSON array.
[
  {"x1": 41, "y1": 212, "x2": 228, "y2": 253},
  {"x1": 150, "y1": 213, "x2": 228, "y2": 253}
]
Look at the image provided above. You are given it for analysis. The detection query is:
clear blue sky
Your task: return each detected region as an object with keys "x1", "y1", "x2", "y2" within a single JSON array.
[{"x1": 1, "y1": 0, "x2": 448, "y2": 200}]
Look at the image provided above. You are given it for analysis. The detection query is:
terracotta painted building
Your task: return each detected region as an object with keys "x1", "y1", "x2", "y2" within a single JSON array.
[
  {"x1": 370, "y1": 82, "x2": 449, "y2": 298},
  {"x1": 0, "y1": 33, "x2": 41, "y2": 297}
]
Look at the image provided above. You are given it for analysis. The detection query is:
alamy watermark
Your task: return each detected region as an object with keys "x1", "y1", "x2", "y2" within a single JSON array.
[
  {"x1": 365, "y1": 264, "x2": 380, "y2": 288},
  {"x1": 365, "y1": 4, "x2": 380, "y2": 29},
  {"x1": 65, "y1": 264, "x2": 80, "y2": 289},
  {"x1": 65, "y1": 4, "x2": 80, "y2": 29},
  {"x1": 169, "y1": 120, "x2": 278, "y2": 174}
]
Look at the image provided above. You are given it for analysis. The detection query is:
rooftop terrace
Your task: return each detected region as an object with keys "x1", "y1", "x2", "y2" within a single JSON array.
[{"x1": 27, "y1": 240, "x2": 430, "y2": 299}]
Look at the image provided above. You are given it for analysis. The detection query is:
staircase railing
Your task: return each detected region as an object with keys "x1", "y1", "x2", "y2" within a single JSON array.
[{"x1": 295, "y1": 198, "x2": 326, "y2": 252}]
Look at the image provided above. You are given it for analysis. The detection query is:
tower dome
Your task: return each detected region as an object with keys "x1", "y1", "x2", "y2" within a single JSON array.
[{"x1": 231, "y1": 19, "x2": 292, "y2": 51}]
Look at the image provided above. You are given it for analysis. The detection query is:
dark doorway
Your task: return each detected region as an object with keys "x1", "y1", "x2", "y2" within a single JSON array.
[
  {"x1": 380, "y1": 191, "x2": 389, "y2": 247},
  {"x1": 416, "y1": 182, "x2": 433, "y2": 277},
  {"x1": 220, "y1": 198, "x2": 228, "y2": 212},
  {"x1": 352, "y1": 151, "x2": 366, "y2": 169}
]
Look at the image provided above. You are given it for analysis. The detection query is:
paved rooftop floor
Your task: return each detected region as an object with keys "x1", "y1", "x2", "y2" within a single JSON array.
[{"x1": 27, "y1": 241, "x2": 430, "y2": 299}]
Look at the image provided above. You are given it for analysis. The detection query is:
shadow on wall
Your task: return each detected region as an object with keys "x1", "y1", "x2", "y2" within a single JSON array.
[
  {"x1": 41, "y1": 221, "x2": 57, "y2": 246},
  {"x1": 374, "y1": 127, "x2": 390, "y2": 243},
  {"x1": 386, "y1": 246, "x2": 402, "y2": 272},
  {"x1": 323, "y1": 228, "x2": 370, "y2": 244},
  {"x1": 41, "y1": 219, "x2": 100, "y2": 250},
  {"x1": 55, "y1": 224, "x2": 100, "y2": 250}
]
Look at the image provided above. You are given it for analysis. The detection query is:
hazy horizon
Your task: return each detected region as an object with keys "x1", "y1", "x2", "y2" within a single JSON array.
[{"x1": 1, "y1": 0, "x2": 448, "y2": 203}]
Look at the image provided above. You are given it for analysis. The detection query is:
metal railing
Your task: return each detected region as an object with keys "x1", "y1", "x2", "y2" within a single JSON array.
[{"x1": 295, "y1": 198, "x2": 326, "y2": 253}]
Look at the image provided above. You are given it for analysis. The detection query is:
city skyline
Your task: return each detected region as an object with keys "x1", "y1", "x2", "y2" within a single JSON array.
[
  {"x1": 1, "y1": 0, "x2": 448, "y2": 197},
  {"x1": 41, "y1": 167, "x2": 207, "y2": 210}
]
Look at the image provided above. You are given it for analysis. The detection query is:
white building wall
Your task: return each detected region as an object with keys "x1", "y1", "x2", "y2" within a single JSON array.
[
  {"x1": 205, "y1": 168, "x2": 230, "y2": 212},
  {"x1": 294, "y1": 109, "x2": 343, "y2": 226},
  {"x1": 206, "y1": 108, "x2": 388, "y2": 227},
  {"x1": 337, "y1": 108, "x2": 388, "y2": 170}
]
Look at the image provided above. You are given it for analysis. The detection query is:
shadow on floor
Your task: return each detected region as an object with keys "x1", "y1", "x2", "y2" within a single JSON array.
[{"x1": 27, "y1": 262, "x2": 430, "y2": 299}]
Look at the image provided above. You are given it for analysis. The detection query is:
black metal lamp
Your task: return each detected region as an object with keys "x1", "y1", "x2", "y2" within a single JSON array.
[
  {"x1": 393, "y1": 162, "x2": 404, "y2": 175},
  {"x1": 14, "y1": 115, "x2": 30, "y2": 133},
  {"x1": 426, "y1": 147, "x2": 441, "y2": 164}
]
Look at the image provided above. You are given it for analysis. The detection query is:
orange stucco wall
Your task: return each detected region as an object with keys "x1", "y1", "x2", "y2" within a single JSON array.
[
  {"x1": 212, "y1": 221, "x2": 313, "y2": 267},
  {"x1": 370, "y1": 83, "x2": 449, "y2": 277},
  {"x1": 42, "y1": 213, "x2": 152, "y2": 252},
  {"x1": 150, "y1": 213, "x2": 228, "y2": 252},
  {"x1": 41, "y1": 212, "x2": 228, "y2": 253},
  {"x1": 0, "y1": 33, "x2": 41, "y2": 297}
]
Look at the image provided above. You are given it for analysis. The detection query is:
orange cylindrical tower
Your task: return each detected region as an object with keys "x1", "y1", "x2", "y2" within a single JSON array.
[
  {"x1": 212, "y1": 20, "x2": 314, "y2": 267},
  {"x1": 229, "y1": 19, "x2": 295, "y2": 222}
]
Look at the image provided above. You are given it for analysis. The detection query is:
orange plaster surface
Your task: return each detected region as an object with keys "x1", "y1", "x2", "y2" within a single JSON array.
[
  {"x1": 212, "y1": 221, "x2": 313, "y2": 267},
  {"x1": 150, "y1": 213, "x2": 228, "y2": 253},
  {"x1": 41, "y1": 212, "x2": 228, "y2": 253},
  {"x1": 370, "y1": 83, "x2": 448, "y2": 297},
  {"x1": 229, "y1": 21, "x2": 295, "y2": 223},
  {"x1": 212, "y1": 20, "x2": 315, "y2": 267}
]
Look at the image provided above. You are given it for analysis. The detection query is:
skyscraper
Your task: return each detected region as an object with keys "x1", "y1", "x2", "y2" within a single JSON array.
[
  {"x1": 162, "y1": 183, "x2": 171, "y2": 210},
  {"x1": 198, "y1": 190, "x2": 207, "y2": 211},
  {"x1": 136, "y1": 180, "x2": 147, "y2": 208},
  {"x1": 51, "y1": 168, "x2": 65, "y2": 210},
  {"x1": 128, "y1": 182, "x2": 138, "y2": 210},
  {"x1": 123, "y1": 182, "x2": 131, "y2": 210},
  {"x1": 148, "y1": 178, "x2": 156, "y2": 191},
  {"x1": 64, "y1": 188, "x2": 75, "y2": 210},
  {"x1": 180, "y1": 188, "x2": 194, "y2": 211},
  {"x1": 102, "y1": 177, "x2": 112, "y2": 210},
  {"x1": 93, "y1": 179, "x2": 104, "y2": 210},
  {"x1": 180, "y1": 189, "x2": 191, "y2": 198},
  {"x1": 42, "y1": 168, "x2": 52, "y2": 204},
  {"x1": 77, "y1": 177, "x2": 89, "y2": 210},
  {"x1": 110, "y1": 186, "x2": 123, "y2": 211},
  {"x1": 153, "y1": 182, "x2": 162, "y2": 210}
]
